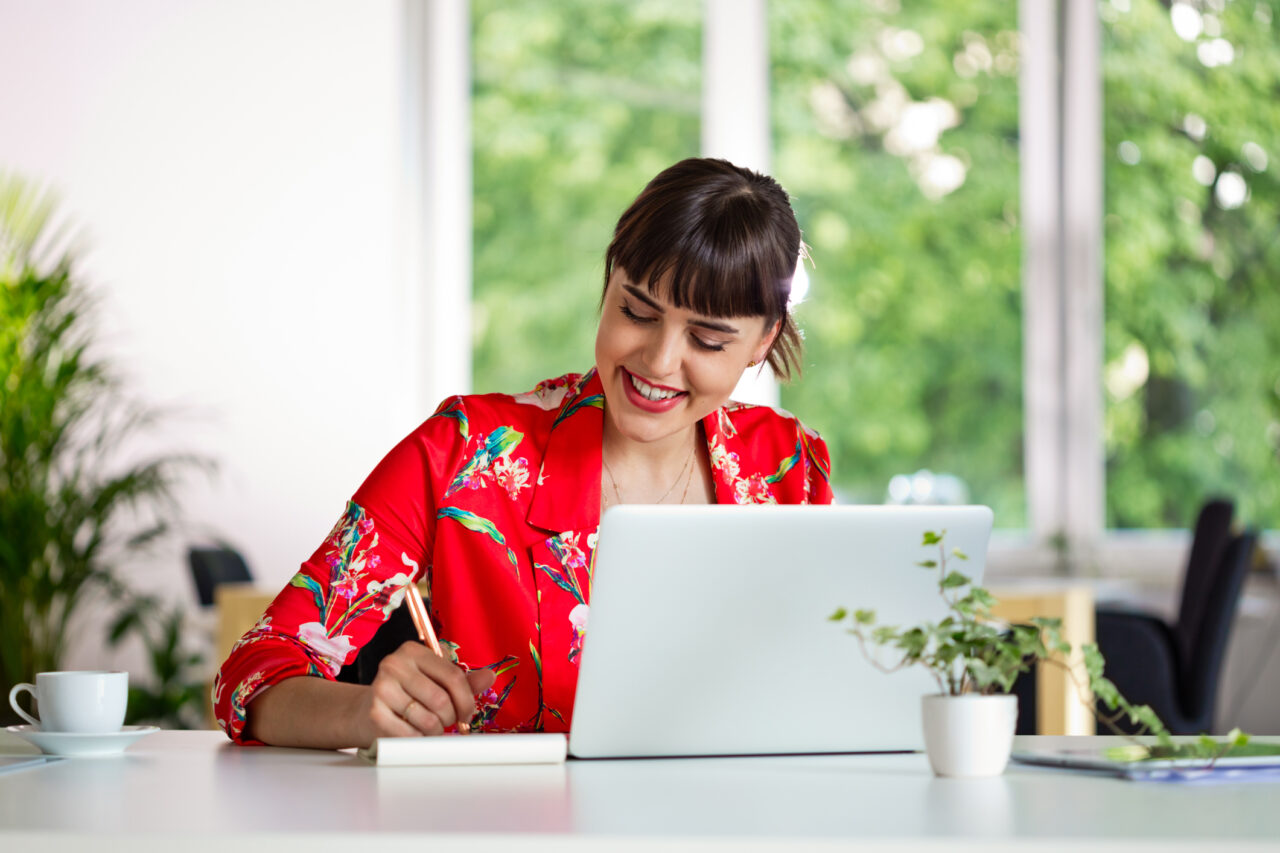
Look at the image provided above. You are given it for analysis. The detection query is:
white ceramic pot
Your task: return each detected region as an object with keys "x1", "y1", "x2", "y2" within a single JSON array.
[{"x1": 920, "y1": 693, "x2": 1018, "y2": 778}]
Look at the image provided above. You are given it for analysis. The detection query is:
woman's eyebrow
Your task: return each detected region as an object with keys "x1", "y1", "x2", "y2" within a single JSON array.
[
  {"x1": 623, "y1": 283, "x2": 664, "y2": 311},
  {"x1": 622, "y1": 283, "x2": 739, "y2": 335},
  {"x1": 690, "y1": 317, "x2": 739, "y2": 334}
]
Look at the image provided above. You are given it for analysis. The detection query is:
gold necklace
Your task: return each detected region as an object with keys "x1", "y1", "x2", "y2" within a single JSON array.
[{"x1": 602, "y1": 439, "x2": 696, "y2": 507}]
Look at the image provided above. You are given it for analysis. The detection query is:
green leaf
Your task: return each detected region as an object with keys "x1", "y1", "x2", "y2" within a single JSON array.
[
  {"x1": 968, "y1": 587, "x2": 997, "y2": 609},
  {"x1": 917, "y1": 560, "x2": 937, "y2": 569},
  {"x1": 107, "y1": 609, "x2": 142, "y2": 646},
  {"x1": 828, "y1": 607, "x2": 848, "y2": 622},
  {"x1": 951, "y1": 548, "x2": 968, "y2": 560},
  {"x1": 939, "y1": 571, "x2": 970, "y2": 589},
  {"x1": 871, "y1": 626, "x2": 899, "y2": 644},
  {"x1": 854, "y1": 609, "x2": 876, "y2": 625},
  {"x1": 288, "y1": 572, "x2": 325, "y2": 613},
  {"x1": 922, "y1": 531, "x2": 942, "y2": 545},
  {"x1": 437, "y1": 506, "x2": 520, "y2": 572}
]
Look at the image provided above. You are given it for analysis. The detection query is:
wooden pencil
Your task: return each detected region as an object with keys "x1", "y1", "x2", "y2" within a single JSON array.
[{"x1": 403, "y1": 587, "x2": 471, "y2": 734}]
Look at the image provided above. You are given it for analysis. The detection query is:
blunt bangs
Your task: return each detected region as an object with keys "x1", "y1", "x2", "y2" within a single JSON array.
[{"x1": 601, "y1": 158, "x2": 806, "y2": 381}]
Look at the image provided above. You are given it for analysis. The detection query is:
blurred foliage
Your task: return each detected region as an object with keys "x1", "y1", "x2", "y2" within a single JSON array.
[
  {"x1": 471, "y1": 0, "x2": 1280, "y2": 529},
  {"x1": 1101, "y1": 0, "x2": 1280, "y2": 528},
  {"x1": 107, "y1": 584, "x2": 207, "y2": 730},
  {"x1": 770, "y1": 0, "x2": 1025, "y2": 521},
  {"x1": 471, "y1": 0, "x2": 700, "y2": 394},
  {"x1": 0, "y1": 175, "x2": 207, "y2": 727}
]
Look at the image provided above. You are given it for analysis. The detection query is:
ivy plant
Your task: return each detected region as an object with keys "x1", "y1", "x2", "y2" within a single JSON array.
[{"x1": 829, "y1": 529, "x2": 1253, "y2": 763}]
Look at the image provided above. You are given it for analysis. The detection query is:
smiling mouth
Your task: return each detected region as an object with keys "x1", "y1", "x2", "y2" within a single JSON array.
[{"x1": 624, "y1": 368, "x2": 686, "y2": 403}]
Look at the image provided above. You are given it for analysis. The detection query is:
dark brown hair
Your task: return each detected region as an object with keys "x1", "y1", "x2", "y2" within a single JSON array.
[{"x1": 602, "y1": 157, "x2": 805, "y2": 381}]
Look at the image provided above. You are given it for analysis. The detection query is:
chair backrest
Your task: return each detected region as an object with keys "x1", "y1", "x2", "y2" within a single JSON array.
[
  {"x1": 188, "y1": 546, "x2": 254, "y2": 607},
  {"x1": 1172, "y1": 498, "x2": 1235, "y2": 673},
  {"x1": 1176, "y1": 528, "x2": 1257, "y2": 724}
]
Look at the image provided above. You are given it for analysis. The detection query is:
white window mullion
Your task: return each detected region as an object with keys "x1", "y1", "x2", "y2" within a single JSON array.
[
  {"x1": 1062, "y1": 0, "x2": 1105, "y2": 557},
  {"x1": 1020, "y1": 0, "x2": 1065, "y2": 545},
  {"x1": 404, "y1": 0, "x2": 472, "y2": 415},
  {"x1": 703, "y1": 0, "x2": 778, "y2": 408}
]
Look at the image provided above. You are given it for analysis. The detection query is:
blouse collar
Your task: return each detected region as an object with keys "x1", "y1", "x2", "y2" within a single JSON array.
[{"x1": 525, "y1": 369, "x2": 742, "y2": 534}]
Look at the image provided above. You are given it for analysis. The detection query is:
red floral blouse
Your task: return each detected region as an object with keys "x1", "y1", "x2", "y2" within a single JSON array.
[{"x1": 212, "y1": 369, "x2": 833, "y2": 743}]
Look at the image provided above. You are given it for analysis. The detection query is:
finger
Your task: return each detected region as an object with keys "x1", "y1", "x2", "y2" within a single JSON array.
[
  {"x1": 370, "y1": 657, "x2": 451, "y2": 733},
  {"x1": 402, "y1": 645, "x2": 477, "y2": 728},
  {"x1": 467, "y1": 667, "x2": 497, "y2": 695},
  {"x1": 400, "y1": 698, "x2": 445, "y2": 736},
  {"x1": 370, "y1": 677, "x2": 448, "y2": 738},
  {"x1": 368, "y1": 697, "x2": 422, "y2": 739}
]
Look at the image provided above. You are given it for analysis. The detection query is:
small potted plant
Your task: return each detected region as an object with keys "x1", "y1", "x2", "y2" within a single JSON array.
[{"x1": 827, "y1": 529, "x2": 1228, "y2": 777}]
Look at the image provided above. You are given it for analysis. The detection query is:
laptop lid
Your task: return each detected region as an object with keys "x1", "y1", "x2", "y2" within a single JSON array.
[{"x1": 568, "y1": 504, "x2": 994, "y2": 759}]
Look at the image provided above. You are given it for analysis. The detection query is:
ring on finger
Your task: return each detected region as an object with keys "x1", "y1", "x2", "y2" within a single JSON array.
[{"x1": 402, "y1": 699, "x2": 418, "y2": 719}]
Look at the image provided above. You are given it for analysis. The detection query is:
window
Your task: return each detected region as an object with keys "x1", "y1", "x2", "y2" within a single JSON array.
[
  {"x1": 770, "y1": 1, "x2": 1026, "y2": 523},
  {"x1": 462, "y1": 0, "x2": 1279, "y2": 541},
  {"x1": 471, "y1": 0, "x2": 701, "y2": 394},
  {"x1": 1102, "y1": 0, "x2": 1280, "y2": 529}
]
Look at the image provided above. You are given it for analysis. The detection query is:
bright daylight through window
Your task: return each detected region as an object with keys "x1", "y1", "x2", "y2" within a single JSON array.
[
  {"x1": 470, "y1": 0, "x2": 1280, "y2": 532},
  {"x1": 1101, "y1": 0, "x2": 1280, "y2": 529}
]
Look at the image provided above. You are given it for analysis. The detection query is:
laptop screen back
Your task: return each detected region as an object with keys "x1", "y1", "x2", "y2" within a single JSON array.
[{"x1": 569, "y1": 504, "x2": 994, "y2": 759}]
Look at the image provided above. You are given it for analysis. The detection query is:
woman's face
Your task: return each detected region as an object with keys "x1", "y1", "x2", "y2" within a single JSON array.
[{"x1": 594, "y1": 269, "x2": 778, "y2": 447}]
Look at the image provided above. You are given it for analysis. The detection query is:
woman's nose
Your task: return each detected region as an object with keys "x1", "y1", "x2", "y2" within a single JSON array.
[{"x1": 643, "y1": 328, "x2": 683, "y2": 378}]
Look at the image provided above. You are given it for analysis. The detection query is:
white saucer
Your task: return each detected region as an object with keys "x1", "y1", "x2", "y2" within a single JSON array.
[{"x1": 5, "y1": 725, "x2": 160, "y2": 757}]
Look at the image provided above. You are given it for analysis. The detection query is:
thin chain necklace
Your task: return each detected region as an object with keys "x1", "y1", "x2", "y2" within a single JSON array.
[{"x1": 602, "y1": 439, "x2": 697, "y2": 507}]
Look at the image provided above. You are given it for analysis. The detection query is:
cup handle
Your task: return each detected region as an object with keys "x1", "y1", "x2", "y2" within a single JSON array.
[{"x1": 8, "y1": 683, "x2": 40, "y2": 727}]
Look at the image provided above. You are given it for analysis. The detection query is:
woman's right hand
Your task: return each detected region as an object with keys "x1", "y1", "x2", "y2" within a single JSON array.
[{"x1": 360, "y1": 641, "x2": 497, "y2": 742}]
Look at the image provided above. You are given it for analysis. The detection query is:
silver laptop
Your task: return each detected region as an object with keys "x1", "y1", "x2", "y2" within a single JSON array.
[{"x1": 568, "y1": 504, "x2": 994, "y2": 759}]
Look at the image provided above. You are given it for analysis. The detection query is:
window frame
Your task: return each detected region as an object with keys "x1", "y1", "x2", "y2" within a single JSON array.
[{"x1": 417, "y1": 0, "x2": 1271, "y2": 578}]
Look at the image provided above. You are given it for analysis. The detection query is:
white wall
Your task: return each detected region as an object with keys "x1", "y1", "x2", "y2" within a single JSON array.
[{"x1": 0, "y1": 0, "x2": 421, "y2": 672}]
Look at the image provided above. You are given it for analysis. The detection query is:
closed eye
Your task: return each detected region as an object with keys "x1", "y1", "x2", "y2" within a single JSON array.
[
  {"x1": 692, "y1": 336, "x2": 726, "y2": 352},
  {"x1": 622, "y1": 300, "x2": 728, "y2": 352},
  {"x1": 620, "y1": 303, "x2": 656, "y2": 324}
]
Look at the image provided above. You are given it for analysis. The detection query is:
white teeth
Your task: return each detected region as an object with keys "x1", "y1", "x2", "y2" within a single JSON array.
[{"x1": 629, "y1": 373, "x2": 681, "y2": 402}]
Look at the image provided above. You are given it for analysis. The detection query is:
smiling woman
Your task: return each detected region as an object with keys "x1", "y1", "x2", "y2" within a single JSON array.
[{"x1": 212, "y1": 157, "x2": 834, "y2": 751}]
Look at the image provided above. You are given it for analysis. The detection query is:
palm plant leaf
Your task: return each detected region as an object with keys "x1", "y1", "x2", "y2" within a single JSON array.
[{"x1": 1, "y1": 174, "x2": 210, "y2": 726}]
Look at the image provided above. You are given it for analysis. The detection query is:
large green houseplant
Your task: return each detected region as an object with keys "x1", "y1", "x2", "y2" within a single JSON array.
[{"x1": 1, "y1": 175, "x2": 206, "y2": 727}]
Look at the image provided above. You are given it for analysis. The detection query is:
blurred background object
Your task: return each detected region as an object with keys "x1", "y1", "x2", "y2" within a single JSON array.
[{"x1": 0, "y1": 175, "x2": 207, "y2": 727}]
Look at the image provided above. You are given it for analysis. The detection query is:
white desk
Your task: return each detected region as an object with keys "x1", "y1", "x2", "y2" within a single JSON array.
[{"x1": 3, "y1": 731, "x2": 1280, "y2": 851}]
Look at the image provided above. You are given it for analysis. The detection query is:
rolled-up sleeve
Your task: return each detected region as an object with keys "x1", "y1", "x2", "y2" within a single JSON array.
[{"x1": 212, "y1": 398, "x2": 467, "y2": 743}]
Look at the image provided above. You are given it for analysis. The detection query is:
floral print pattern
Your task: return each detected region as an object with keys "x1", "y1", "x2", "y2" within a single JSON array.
[{"x1": 213, "y1": 370, "x2": 832, "y2": 744}]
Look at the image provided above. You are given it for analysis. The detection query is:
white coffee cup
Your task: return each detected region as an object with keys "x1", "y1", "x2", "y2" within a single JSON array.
[{"x1": 8, "y1": 670, "x2": 129, "y2": 733}]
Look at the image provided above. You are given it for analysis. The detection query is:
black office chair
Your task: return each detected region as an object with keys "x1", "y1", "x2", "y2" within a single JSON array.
[
  {"x1": 1094, "y1": 501, "x2": 1257, "y2": 734},
  {"x1": 1013, "y1": 499, "x2": 1257, "y2": 735},
  {"x1": 188, "y1": 545, "x2": 254, "y2": 608}
]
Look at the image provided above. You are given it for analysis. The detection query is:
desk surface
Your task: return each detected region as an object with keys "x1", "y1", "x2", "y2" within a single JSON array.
[{"x1": 3, "y1": 731, "x2": 1280, "y2": 851}]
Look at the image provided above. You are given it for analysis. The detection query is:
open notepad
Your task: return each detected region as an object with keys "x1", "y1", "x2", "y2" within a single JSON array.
[{"x1": 358, "y1": 732, "x2": 568, "y2": 766}]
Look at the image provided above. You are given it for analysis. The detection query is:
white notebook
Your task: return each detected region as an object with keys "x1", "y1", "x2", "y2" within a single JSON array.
[{"x1": 358, "y1": 732, "x2": 567, "y2": 766}]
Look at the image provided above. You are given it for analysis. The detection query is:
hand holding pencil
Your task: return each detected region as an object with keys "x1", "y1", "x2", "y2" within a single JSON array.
[
  {"x1": 360, "y1": 588, "x2": 494, "y2": 741},
  {"x1": 404, "y1": 586, "x2": 472, "y2": 734}
]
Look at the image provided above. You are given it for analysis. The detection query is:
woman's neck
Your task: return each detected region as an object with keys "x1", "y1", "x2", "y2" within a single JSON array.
[
  {"x1": 599, "y1": 414, "x2": 714, "y2": 509},
  {"x1": 600, "y1": 418, "x2": 700, "y2": 472}
]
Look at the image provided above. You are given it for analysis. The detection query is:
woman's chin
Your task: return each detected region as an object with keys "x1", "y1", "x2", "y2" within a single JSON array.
[{"x1": 606, "y1": 407, "x2": 691, "y2": 446}]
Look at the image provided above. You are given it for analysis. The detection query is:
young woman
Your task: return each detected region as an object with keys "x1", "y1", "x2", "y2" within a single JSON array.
[{"x1": 213, "y1": 157, "x2": 833, "y2": 748}]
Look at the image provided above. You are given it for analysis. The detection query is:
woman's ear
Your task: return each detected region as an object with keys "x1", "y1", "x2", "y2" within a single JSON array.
[{"x1": 753, "y1": 319, "x2": 782, "y2": 365}]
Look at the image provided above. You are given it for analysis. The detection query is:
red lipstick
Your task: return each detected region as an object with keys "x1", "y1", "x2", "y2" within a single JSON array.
[{"x1": 620, "y1": 367, "x2": 686, "y2": 414}]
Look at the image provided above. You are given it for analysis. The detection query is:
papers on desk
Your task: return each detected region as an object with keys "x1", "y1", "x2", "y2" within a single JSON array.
[
  {"x1": 1013, "y1": 742, "x2": 1280, "y2": 783},
  {"x1": 359, "y1": 732, "x2": 567, "y2": 766},
  {"x1": 1124, "y1": 765, "x2": 1280, "y2": 784}
]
